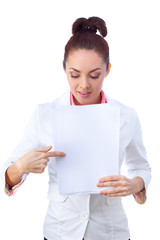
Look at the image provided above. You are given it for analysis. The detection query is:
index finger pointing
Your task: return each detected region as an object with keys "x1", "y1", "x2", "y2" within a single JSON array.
[{"x1": 46, "y1": 151, "x2": 66, "y2": 158}]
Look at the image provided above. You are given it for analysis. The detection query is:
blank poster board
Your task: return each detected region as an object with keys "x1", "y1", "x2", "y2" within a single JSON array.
[{"x1": 52, "y1": 104, "x2": 120, "y2": 195}]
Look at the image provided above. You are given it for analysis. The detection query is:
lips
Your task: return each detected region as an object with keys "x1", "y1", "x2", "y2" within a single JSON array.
[{"x1": 78, "y1": 91, "x2": 91, "y2": 98}]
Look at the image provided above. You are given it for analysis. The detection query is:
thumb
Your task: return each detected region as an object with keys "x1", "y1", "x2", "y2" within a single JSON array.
[{"x1": 34, "y1": 145, "x2": 53, "y2": 152}]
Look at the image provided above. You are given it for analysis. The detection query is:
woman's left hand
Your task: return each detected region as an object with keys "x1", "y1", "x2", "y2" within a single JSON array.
[{"x1": 97, "y1": 175, "x2": 141, "y2": 197}]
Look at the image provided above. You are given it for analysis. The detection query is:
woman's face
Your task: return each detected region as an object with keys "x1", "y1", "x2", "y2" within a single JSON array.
[{"x1": 64, "y1": 49, "x2": 110, "y2": 105}]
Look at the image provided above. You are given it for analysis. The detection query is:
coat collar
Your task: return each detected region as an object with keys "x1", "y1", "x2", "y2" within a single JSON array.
[{"x1": 54, "y1": 90, "x2": 126, "y2": 129}]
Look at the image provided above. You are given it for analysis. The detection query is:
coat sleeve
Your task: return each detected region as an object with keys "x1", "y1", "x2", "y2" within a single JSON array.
[
  {"x1": 1, "y1": 105, "x2": 43, "y2": 196},
  {"x1": 125, "y1": 111, "x2": 151, "y2": 204}
]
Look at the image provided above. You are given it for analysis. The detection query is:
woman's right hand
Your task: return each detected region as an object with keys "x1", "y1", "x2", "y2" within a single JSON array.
[{"x1": 15, "y1": 146, "x2": 66, "y2": 174}]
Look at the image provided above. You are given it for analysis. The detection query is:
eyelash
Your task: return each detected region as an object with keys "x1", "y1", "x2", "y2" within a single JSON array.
[{"x1": 71, "y1": 75, "x2": 100, "y2": 79}]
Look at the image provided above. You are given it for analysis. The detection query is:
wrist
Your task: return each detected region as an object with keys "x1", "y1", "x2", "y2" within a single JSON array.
[
  {"x1": 14, "y1": 159, "x2": 26, "y2": 175},
  {"x1": 132, "y1": 177, "x2": 145, "y2": 193},
  {"x1": 6, "y1": 162, "x2": 24, "y2": 187}
]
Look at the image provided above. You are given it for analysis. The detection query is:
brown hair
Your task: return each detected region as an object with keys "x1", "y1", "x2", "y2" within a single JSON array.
[{"x1": 63, "y1": 16, "x2": 110, "y2": 70}]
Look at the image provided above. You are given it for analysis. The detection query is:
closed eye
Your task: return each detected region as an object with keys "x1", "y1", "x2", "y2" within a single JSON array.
[
  {"x1": 71, "y1": 75, "x2": 100, "y2": 79},
  {"x1": 90, "y1": 75, "x2": 100, "y2": 79},
  {"x1": 71, "y1": 75, "x2": 79, "y2": 78}
]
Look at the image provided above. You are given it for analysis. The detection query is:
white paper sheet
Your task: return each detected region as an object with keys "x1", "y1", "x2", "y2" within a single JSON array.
[{"x1": 52, "y1": 103, "x2": 120, "y2": 195}]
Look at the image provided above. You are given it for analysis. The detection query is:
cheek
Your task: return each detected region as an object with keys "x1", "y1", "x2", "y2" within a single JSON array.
[
  {"x1": 67, "y1": 78, "x2": 77, "y2": 90},
  {"x1": 94, "y1": 78, "x2": 104, "y2": 90}
]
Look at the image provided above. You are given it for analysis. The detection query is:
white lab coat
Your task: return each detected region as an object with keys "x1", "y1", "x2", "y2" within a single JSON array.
[{"x1": 1, "y1": 91, "x2": 151, "y2": 240}]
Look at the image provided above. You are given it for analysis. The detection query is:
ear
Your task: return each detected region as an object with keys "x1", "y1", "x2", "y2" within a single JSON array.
[
  {"x1": 62, "y1": 61, "x2": 66, "y2": 71},
  {"x1": 105, "y1": 63, "x2": 111, "y2": 78}
]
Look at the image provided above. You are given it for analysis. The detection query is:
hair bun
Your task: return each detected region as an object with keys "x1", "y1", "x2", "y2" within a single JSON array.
[{"x1": 72, "y1": 16, "x2": 107, "y2": 37}]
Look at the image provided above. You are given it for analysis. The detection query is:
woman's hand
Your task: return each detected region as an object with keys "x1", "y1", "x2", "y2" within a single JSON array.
[
  {"x1": 97, "y1": 175, "x2": 144, "y2": 197},
  {"x1": 15, "y1": 146, "x2": 66, "y2": 174},
  {"x1": 6, "y1": 146, "x2": 65, "y2": 187}
]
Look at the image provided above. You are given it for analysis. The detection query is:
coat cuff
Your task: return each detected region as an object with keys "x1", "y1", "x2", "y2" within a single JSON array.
[
  {"x1": 127, "y1": 169, "x2": 151, "y2": 190},
  {"x1": 5, "y1": 174, "x2": 27, "y2": 196},
  {"x1": 127, "y1": 170, "x2": 151, "y2": 204},
  {"x1": 133, "y1": 188, "x2": 146, "y2": 204},
  {"x1": 1, "y1": 162, "x2": 27, "y2": 196}
]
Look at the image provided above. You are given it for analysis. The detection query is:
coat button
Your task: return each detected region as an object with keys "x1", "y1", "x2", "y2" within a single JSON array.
[{"x1": 80, "y1": 211, "x2": 89, "y2": 221}]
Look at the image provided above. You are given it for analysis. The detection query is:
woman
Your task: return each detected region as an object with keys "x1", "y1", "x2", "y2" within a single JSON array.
[{"x1": 1, "y1": 16, "x2": 151, "y2": 240}]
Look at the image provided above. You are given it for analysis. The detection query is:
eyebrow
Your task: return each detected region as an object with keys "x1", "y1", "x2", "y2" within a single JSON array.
[{"x1": 69, "y1": 67, "x2": 102, "y2": 73}]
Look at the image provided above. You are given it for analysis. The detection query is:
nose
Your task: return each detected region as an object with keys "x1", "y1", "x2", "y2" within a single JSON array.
[{"x1": 80, "y1": 77, "x2": 90, "y2": 90}]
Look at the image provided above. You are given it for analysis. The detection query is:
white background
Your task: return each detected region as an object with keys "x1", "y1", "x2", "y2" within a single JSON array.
[{"x1": 0, "y1": 0, "x2": 159, "y2": 239}]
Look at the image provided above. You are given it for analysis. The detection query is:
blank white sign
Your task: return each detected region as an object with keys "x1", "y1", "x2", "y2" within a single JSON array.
[{"x1": 53, "y1": 103, "x2": 120, "y2": 195}]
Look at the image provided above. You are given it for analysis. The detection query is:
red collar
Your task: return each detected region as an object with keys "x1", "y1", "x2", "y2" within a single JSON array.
[{"x1": 70, "y1": 90, "x2": 107, "y2": 105}]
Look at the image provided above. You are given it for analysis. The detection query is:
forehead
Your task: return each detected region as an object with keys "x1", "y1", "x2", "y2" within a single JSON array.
[{"x1": 66, "y1": 49, "x2": 105, "y2": 68}]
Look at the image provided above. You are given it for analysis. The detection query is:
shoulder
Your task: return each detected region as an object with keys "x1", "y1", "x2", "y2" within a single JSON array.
[
  {"x1": 106, "y1": 95, "x2": 138, "y2": 128},
  {"x1": 112, "y1": 99, "x2": 136, "y2": 114},
  {"x1": 36, "y1": 91, "x2": 70, "y2": 113}
]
